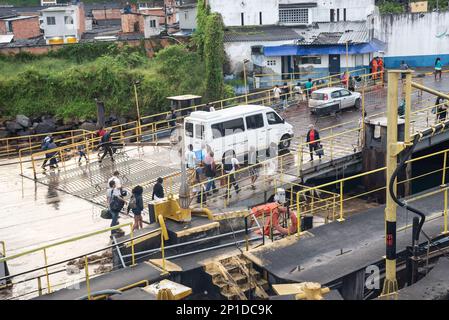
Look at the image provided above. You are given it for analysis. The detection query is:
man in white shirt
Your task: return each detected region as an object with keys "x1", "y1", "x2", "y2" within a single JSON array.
[
  {"x1": 273, "y1": 85, "x2": 282, "y2": 102},
  {"x1": 185, "y1": 144, "x2": 197, "y2": 169},
  {"x1": 224, "y1": 155, "x2": 240, "y2": 198},
  {"x1": 108, "y1": 171, "x2": 122, "y2": 189}
]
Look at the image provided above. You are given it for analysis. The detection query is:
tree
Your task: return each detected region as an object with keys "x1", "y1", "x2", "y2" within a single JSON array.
[
  {"x1": 194, "y1": 0, "x2": 210, "y2": 57},
  {"x1": 204, "y1": 13, "x2": 225, "y2": 101}
]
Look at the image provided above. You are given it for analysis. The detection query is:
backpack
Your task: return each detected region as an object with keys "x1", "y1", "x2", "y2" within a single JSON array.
[
  {"x1": 109, "y1": 190, "x2": 125, "y2": 212},
  {"x1": 101, "y1": 132, "x2": 110, "y2": 143},
  {"x1": 128, "y1": 195, "x2": 137, "y2": 210},
  {"x1": 223, "y1": 162, "x2": 233, "y2": 172}
]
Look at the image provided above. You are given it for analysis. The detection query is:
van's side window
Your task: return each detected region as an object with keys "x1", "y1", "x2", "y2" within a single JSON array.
[
  {"x1": 195, "y1": 124, "x2": 204, "y2": 139},
  {"x1": 246, "y1": 114, "x2": 264, "y2": 130},
  {"x1": 266, "y1": 112, "x2": 283, "y2": 125},
  {"x1": 222, "y1": 118, "x2": 245, "y2": 136},
  {"x1": 211, "y1": 123, "x2": 223, "y2": 138},
  {"x1": 186, "y1": 122, "x2": 193, "y2": 137}
]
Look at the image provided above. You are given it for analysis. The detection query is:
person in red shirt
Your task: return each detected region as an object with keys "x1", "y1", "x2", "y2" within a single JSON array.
[
  {"x1": 372, "y1": 58, "x2": 378, "y2": 80},
  {"x1": 306, "y1": 124, "x2": 321, "y2": 161}
]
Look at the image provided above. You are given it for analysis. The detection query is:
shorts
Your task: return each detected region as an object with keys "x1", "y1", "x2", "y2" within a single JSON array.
[{"x1": 249, "y1": 166, "x2": 259, "y2": 177}]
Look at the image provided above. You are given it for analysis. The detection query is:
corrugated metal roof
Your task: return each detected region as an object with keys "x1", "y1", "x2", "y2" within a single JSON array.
[
  {"x1": 224, "y1": 21, "x2": 370, "y2": 44},
  {"x1": 224, "y1": 25, "x2": 304, "y2": 43}
]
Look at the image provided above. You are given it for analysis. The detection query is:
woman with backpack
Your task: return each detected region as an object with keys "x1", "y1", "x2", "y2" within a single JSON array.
[
  {"x1": 435, "y1": 57, "x2": 443, "y2": 81},
  {"x1": 128, "y1": 185, "x2": 144, "y2": 231}
]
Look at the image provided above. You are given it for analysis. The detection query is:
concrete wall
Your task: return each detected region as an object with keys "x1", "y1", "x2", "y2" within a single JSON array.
[
  {"x1": 210, "y1": 0, "x2": 279, "y2": 26},
  {"x1": 121, "y1": 13, "x2": 145, "y2": 33},
  {"x1": 375, "y1": 11, "x2": 449, "y2": 68},
  {"x1": 92, "y1": 8, "x2": 122, "y2": 20},
  {"x1": 178, "y1": 6, "x2": 196, "y2": 30},
  {"x1": 209, "y1": 0, "x2": 375, "y2": 26},
  {"x1": 0, "y1": 17, "x2": 41, "y2": 39}
]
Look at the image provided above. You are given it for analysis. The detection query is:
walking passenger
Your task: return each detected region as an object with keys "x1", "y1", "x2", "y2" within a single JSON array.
[
  {"x1": 185, "y1": 144, "x2": 197, "y2": 169},
  {"x1": 204, "y1": 151, "x2": 217, "y2": 195},
  {"x1": 129, "y1": 185, "x2": 144, "y2": 231},
  {"x1": 400, "y1": 60, "x2": 409, "y2": 82},
  {"x1": 280, "y1": 82, "x2": 289, "y2": 111},
  {"x1": 99, "y1": 129, "x2": 114, "y2": 163},
  {"x1": 294, "y1": 82, "x2": 304, "y2": 103},
  {"x1": 306, "y1": 124, "x2": 322, "y2": 161},
  {"x1": 223, "y1": 154, "x2": 240, "y2": 199},
  {"x1": 435, "y1": 57, "x2": 443, "y2": 81},
  {"x1": 152, "y1": 177, "x2": 164, "y2": 201},
  {"x1": 305, "y1": 78, "x2": 313, "y2": 100},
  {"x1": 372, "y1": 58, "x2": 378, "y2": 80},
  {"x1": 377, "y1": 57, "x2": 384, "y2": 82},
  {"x1": 273, "y1": 85, "x2": 282, "y2": 103},
  {"x1": 436, "y1": 97, "x2": 448, "y2": 123},
  {"x1": 77, "y1": 142, "x2": 88, "y2": 164},
  {"x1": 108, "y1": 171, "x2": 122, "y2": 189},
  {"x1": 166, "y1": 107, "x2": 177, "y2": 133},
  {"x1": 47, "y1": 140, "x2": 59, "y2": 169},
  {"x1": 41, "y1": 135, "x2": 53, "y2": 169},
  {"x1": 106, "y1": 180, "x2": 125, "y2": 235}
]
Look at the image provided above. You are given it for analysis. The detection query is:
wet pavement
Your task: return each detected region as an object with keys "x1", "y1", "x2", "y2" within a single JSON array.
[{"x1": 1, "y1": 72, "x2": 449, "y2": 299}]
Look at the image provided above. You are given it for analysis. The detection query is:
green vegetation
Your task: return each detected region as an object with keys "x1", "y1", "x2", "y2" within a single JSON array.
[
  {"x1": 194, "y1": 0, "x2": 211, "y2": 57},
  {"x1": 204, "y1": 13, "x2": 225, "y2": 102},
  {"x1": 0, "y1": 42, "x2": 227, "y2": 121},
  {"x1": 377, "y1": 0, "x2": 448, "y2": 14}
]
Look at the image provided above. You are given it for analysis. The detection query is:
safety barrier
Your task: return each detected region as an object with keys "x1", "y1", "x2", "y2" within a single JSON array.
[
  {"x1": 0, "y1": 222, "x2": 163, "y2": 300},
  {"x1": 7, "y1": 70, "x2": 383, "y2": 163},
  {"x1": 289, "y1": 145, "x2": 449, "y2": 239}
]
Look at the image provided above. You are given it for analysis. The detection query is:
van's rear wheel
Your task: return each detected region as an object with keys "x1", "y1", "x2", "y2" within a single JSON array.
[{"x1": 354, "y1": 98, "x2": 361, "y2": 110}]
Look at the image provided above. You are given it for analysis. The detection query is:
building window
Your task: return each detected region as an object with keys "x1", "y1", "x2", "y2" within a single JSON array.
[
  {"x1": 64, "y1": 16, "x2": 73, "y2": 24},
  {"x1": 266, "y1": 60, "x2": 277, "y2": 66},
  {"x1": 150, "y1": 20, "x2": 156, "y2": 28},
  {"x1": 251, "y1": 46, "x2": 263, "y2": 55},
  {"x1": 279, "y1": 8, "x2": 309, "y2": 24},
  {"x1": 344, "y1": 8, "x2": 347, "y2": 21},
  {"x1": 300, "y1": 56, "x2": 321, "y2": 65},
  {"x1": 241, "y1": 12, "x2": 244, "y2": 26},
  {"x1": 330, "y1": 9, "x2": 335, "y2": 22},
  {"x1": 259, "y1": 12, "x2": 262, "y2": 25},
  {"x1": 46, "y1": 16, "x2": 56, "y2": 25},
  {"x1": 5, "y1": 21, "x2": 12, "y2": 33},
  {"x1": 337, "y1": 9, "x2": 340, "y2": 22}
]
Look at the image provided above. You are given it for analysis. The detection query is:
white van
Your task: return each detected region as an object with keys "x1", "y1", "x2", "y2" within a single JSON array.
[{"x1": 184, "y1": 105, "x2": 294, "y2": 162}]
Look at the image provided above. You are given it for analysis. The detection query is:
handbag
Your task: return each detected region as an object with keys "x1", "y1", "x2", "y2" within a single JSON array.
[
  {"x1": 100, "y1": 209, "x2": 112, "y2": 219},
  {"x1": 315, "y1": 144, "x2": 324, "y2": 157}
]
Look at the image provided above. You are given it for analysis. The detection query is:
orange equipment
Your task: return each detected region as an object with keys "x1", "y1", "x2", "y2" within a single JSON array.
[{"x1": 250, "y1": 203, "x2": 298, "y2": 236}]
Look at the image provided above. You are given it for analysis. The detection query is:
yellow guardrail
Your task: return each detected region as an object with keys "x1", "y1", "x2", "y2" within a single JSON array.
[
  {"x1": 290, "y1": 145, "x2": 449, "y2": 239},
  {"x1": 7, "y1": 70, "x2": 383, "y2": 162},
  {"x1": 0, "y1": 222, "x2": 164, "y2": 300}
]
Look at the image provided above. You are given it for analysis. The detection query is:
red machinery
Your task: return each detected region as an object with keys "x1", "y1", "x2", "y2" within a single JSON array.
[{"x1": 250, "y1": 203, "x2": 298, "y2": 236}]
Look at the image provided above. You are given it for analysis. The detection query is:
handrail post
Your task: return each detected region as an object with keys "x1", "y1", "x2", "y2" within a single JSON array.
[
  {"x1": 270, "y1": 209, "x2": 273, "y2": 242},
  {"x1": 130, "y1": 225, "x2": 136, "y2": 266},
  {"x1": 161, "y1": 232, "x2": 167, "y2": 275},
  {"x1": 43, "y1": 248, "x2": 51, "y2": 294},
  {"x1": 337, "y1": 180, "x2": 345, "y2": 222},
  {"x1": 443, "y1": 188, "x2": 449, "y2": 235},
  {"x1": 84, "y1": 255, "x2": 91, "y2": 300},
  {"x1": 330, "y1": 128, "x2": 334, "y2": 161},
  {"x1": 442, "y1": 151, "x2": 447, "y2": 187},
  {"x1": 244, "y1": 216, "x2": 249, "y2": 251},
  {"x1": 296, "y1": 191, "x2": 301, "y2": 239},
  {"x1": 37, "y1": 277, "x2": 43, "y2": 296}
]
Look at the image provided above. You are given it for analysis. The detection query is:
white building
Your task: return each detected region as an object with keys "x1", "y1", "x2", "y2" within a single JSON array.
[
  {"x1": 208, "y1": 0, "x2": 376, "y2": 27},
  {"x1": 40, "y1": 4, "x2": 85, "y2": 44},
  {"x1": 144, "y1": 14, "x2": 164, "y2": 37},
  {"x1": 209, "y1": 0, "x2": 381, "y2": 83}
]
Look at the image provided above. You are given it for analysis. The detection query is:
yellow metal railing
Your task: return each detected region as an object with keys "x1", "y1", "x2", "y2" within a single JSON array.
[
  {"x1": 0, "y1": 222, "x2": 166, "y2": 300},
  {"x1": 290, "y1": 146, "x2": 449, "y2": 239}
]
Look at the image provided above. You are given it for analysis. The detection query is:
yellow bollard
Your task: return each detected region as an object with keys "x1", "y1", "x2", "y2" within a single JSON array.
[{"x1": 84, "y1": 255, "x2": 91, "y2": 300}]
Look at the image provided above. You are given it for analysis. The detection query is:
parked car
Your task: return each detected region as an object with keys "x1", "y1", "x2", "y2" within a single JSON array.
[
  {"x1": 308, "y1": 87, "x2": 362, "y2": 116},
  {"x1": 184, "y1": 105, "x2": 294, "y2": 162}
]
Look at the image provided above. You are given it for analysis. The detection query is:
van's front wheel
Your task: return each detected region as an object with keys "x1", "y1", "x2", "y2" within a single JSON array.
[{"x1": 279, "y1": 134, "x2": 291, "y2": 152}]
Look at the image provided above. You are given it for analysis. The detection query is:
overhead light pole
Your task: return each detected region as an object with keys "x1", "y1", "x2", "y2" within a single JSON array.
[
  {"x1": 133, "y1": 80, "x2": 142, "y2": 143},
  {"x1": 243, "y1": 59, "x2": 249, "y2": 104}
]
